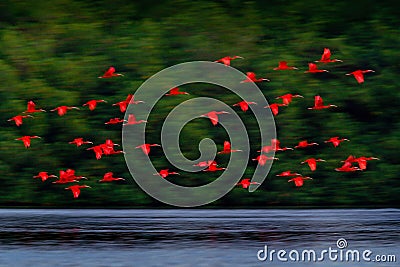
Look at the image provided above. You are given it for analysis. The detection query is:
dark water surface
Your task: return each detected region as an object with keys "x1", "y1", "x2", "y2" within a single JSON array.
[{"x1": 0, "y1": 209, "x2": 398, "y2": 266}]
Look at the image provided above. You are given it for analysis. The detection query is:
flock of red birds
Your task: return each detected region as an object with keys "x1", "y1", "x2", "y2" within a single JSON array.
[{"x1": 8, "y1": 48, "x2": 379, "y2": 199}]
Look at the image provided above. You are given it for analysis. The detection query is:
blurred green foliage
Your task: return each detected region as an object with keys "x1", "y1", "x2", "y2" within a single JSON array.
[{"x1": 0, "y1": 0, "x2": 399, "y2": 207}]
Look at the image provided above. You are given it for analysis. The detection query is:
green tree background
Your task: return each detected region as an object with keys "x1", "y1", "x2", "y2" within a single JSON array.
[{"x1": 0, "y1": 0, "x2": 399, "y2": 207}]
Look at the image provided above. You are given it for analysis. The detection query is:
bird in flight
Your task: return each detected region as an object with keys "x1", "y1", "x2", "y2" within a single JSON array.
[
  {"x1": 202, "y1": 161, "x2": 226, "y2": 172},
  {"x1": 232, "y1": 101, "x2": 257, "y2": 112},
  {"x1": 301, "y1": 158, "x2": 326, "y2": 171},
  {"x1": 346, "y1": 69, "x2": 375, "y2": 84},
  {"x1": 241, "y1": 72, "x2": 270, "y2": 83},
  {"x1": 236, "y1": 178, "x2": 260, "y2": 189},
  {"x1": 218, "y1": 141, "x2": 242, "y2": 154},
  {"x1": 154, "y1": 169, "x2": 180, "y2": 178},
  {"x1": 201, "y1": 111, "x2": 229, "y2": 126},
  {"x1": 324, "y1": 137, "x2": 350, "y2": 147},
  {"x1": 123, "y1": 114, "x2": 147, "y2": 125},
  {"x1": 65, "y1": 185, "x2": 91, "y2": 198},
  {"x1": 273, "y1": 61, "x2": 298, "y2": 70},
  {"x1": 99, "y1": 172, "x2": 125, "y2": 182},
  {"x1": 24, "y1": 101, "x2": 46, "y2": 113},
  {"x1": 8, "y1": 115, "x2": 33, "y2": 126},
  {"x1": 275, "y1": 94, "x2": 303, "y2": 105},
  {"x1": 82, "y1": 99, "x2": 107, "y2": 111},
  {"x1": 50, "y1": 106, "x2": 80, "y2": 116},
  {"x1": 98, "y1": 66, "x2": 124, "y2": 78},
  {"x1": 305, "y1": 63, "x2": 329, "y2": 73},
  {"x1": 113, "y1": 94, "x2": 143, "y2": 113},
  {"x1": 315, "y1": 48, "x2": 343, "y2": 63},
  {"x1": 15, "y1": 136, "x2": 41, "y2": 148},
  {"x1": 252, "y1": 155, "x2": 279, "y2": 166},
  {"x1": 288, "y1": 176, "x2": 313, "y2": 187},
  {"x1": 105, "y1": 118, "x2": 126, "y2": 125},
  {"x1": 135, "y1": 143, "x2": 161, "y2": 155},
  {"x1": 308, "y1": 95, "x2": 337, "y2": 110},
  {"x1": 276, "y1": 170, "x2": 301, "y2": 177},
  {"x1": 215, "y1": 56, "x2": 243, "y2": 66},
  {"x1": 294, "y1": 140, "x2": 319, "y2": 149},
  {"x1": 33, "y1": 172, "x2": 58, "y2": 182},
  {"x1": 69, "y1": 138, "x2": 93, "y2": 147},
  {"x1": 264, "y1": 103, "x2": 287, "y2": 116},
  {"x1": 165, "y1": 87, "x2": 189, "y2": 96}
]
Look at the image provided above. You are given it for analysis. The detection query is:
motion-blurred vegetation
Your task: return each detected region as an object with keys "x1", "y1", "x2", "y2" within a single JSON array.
[{"x1": 0, "y1": 0, "x2": 399, "y2": 207}]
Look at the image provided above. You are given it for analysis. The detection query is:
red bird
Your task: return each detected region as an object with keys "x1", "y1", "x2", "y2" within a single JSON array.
[
  {"x1": 82, "y1": 99, "x2": 107, "y2": 111},
  {"x1": 8, "y1": 115, "x2": 33, "y2": 126},
  {"x1": 324, "y1": 137, "x2": 350, "y2": 147},
  {"x1": 252, "y1": 155, "x2": 279, "y2": 166},
  {"x1": 218, "y1": 141, "x2": 242, "y2": 154},
  {"x1": 232, "y1": 101, "x2": 257, "y2": 112},
  {"x1": 241, "y1": 72, "x2": 270, "y2": 83},
  {"x1": 346, "y1": 70, "x2": 375, "y2": 84},
  {"x1": 353, "y1": 156, "x2": 379, "y2": 170},
  {"x1": 273, "y1": 61, "x2": 298, "y2": 70},
  {"x1": 123, "y1": 114, "x2": 147, "y2": 125},
  {"x1": 99, "y1": 172, "x2": 125, "y2": 182},
  {"x1": 154, "y1": 169, "x2": 180, "y2": 178},
  {"x1": 193, "y1": 160, "x2": 214, "y2": 167},
  {"x1": 264, "y1": 103, "x2": 287, "y2": 116},
  {"x1": 15, "y1": 135, "x2": 41, "y2": 148},
  {"x1": 295, "y1": 140, "x2": 319, "y2": 149},
  {"x1": 50, "y1": 106, "x2": 80, "y2": 116},
  {"x1": 304, "y1": 63, "x2": 329, "y2": 73},
  {"x1": 201, "y1": 111, "x2": 229, "y2": 126},
  {"x1": 203, "y1": 161, "x2": 225, "y2": 172},
  {"x1": 65, "y1": 185, "x2": 91, "y2": 198},
  {"x1": 24, "y1": 100, "x2": 46, "y2": 113},
  {"x1": 308, "y1": 95, "x2": 337, "y2": 110},
  {"x1": 113, "y1": 94, "x2": 143, "y2": 112},
  {"x1": 276, "y1": 171, "x2": 301, "y2": 177},
  {"x1": 105, "y1": 118, "x2": 126, "y2": 125},
  {"x1": 215, "y1": 56, "x2": 243, "y2": 66},
  {"x1": 236, "y1": 178, "x2": 260, "y2": 189},
  {"x1": 270, "y1": 139, "x2": 293, "y2": 151},
  {"x1": 275, "y1": 94, "x2": 304, "y2": 105},
  {"x1": 288, "y1": 176, "x2": 313, "y2": 187},
  {"x1": 166, "y1": 87, "x2": 189, "y2": 96},
  {"x1": 301, "y1": 158, "x2": 326, "y2": 171},
  {"x1": 33, "y1": 172, "x2": 58, "y2": 182},
  {"x1": 87, "y1": 145, "x2": 103, "y2": 160},
  {"x1": 135, "y1": 143, "x2": 161, "y2": 155},
  {"x1": 54, "y1": 169, "x2": 86, "y2": 184},
  {"x1": 335, "y1": 163, "x2": 361, "y2": 172},
  {"x1": 98, "y1": 66, "x2": 124, "y2": 78},
  {"x1": 315, "y1": 48, "x2": 343, "y2": 63},
  {"x1": 69, "y1": 138, "x2": 93, "y2": 147}
]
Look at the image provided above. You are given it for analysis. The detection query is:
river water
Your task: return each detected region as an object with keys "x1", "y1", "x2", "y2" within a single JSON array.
[{"x1": 0, "y1": 209, "x2": 398, "y2": 266}]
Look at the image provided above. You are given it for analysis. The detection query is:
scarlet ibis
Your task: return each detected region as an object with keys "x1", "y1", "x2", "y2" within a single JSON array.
[
  {"x1": 105, "y1": 118, "x2": 126, "y2": 125},
  {"x1": 15, "y1": 136, "x2": 41, "y2": 148},
  {"x1": 65, "y1": 185, "x2": 91, "y2": 198},
  {"x1": 315, "y1": 48, "x2": 343, "y2": 63},
  {"x1": 308, "y1": 95, "x2": 337, "y2": 110},
  {"x1": 64, "y1": 169, "x2": 87, "y2": 180},
  {"x1": 353, "y1": 156, "x2": 379, "y2": 170},
  {"x1": 241, "y1": 72, "x2": 270, "y2": 83},
  {"x1": 218, "y1": 141, "x2": 242, "y2": 154},
  {"x1": 301, "y1": 158, "x2": 326, "y2": 171},
  {"x1": 87, "y1": 145, "x2": 103, "y2": 160},
  {"x1": 335, "y1": 164, "x2": 361, "y2": 172},
  {"x1": 50, "y1": 106, "x2": 80, "y2": 116},
  {"x1": 295, "y1": 140, "x2": 319, "y2": 149},
  {"x1": 100, "y1": 143, "x2": 124, "y2": 155},
  {"x1": 166, "y1": 87, "x2": 189, "y2": 96},
  {"x1": 135, "y1": 144, "x2": 161, "y2": 155},
  {"x1": 252, "y1": 155, "x2": 279, "y2": 166},
  {"x1": 275, "y1": 94, "x2": 304, "y2": 105},
  {"x1": 193, "y1": 160, "x2": 214, "y2": 167},
  {"x1": 99, "y1": 172, "x2": 125, "y2": 182},
  {"x1": 203, "y1": 161, "x2": 225, "y2": 172},
  {"x1": 123, "y1": 114, "x2": 147, "y2": 125},
  {"x1": 346, "y1": 69, "x2": 375, "y2": 84},
  {"x1": 8, "y1": 115, "x2": 33, "y2": 126},
  {"x1": 288, "y1": 176, "x2": 313, "y2": 187},
  {"x1": 236, "y1": 178, "x2": 260, "y2": 189},
  {"x1": 276, "y1": 170, "x2": 301, "y2": 177},
  {"x1": 305, "y1": 63, "x2": 329, "y2": 73},
  {"x1": 273, "y1": 61, "x2": 298, "y2": 70},
  {"x1": 264, "y1": 103, "x2": 287, "y2": 116},
  {"x1": 324, "y1": 137, "x2": 349, "y2": 147},
  {"x1": 69, "y1": 138, "x2": 93, "y2": 147},
  {"x1": 104, "y1": 139, "x2": 119, "y2": 147},
  {"x1": 154, "y1": 169, "x2": 180, "y2": 178},
  {"x1": 82, "y1": 99, "x2": 107, "y2": 111},
  {"x1": 232, "y1": 101, "x2": 257, "y2": 112},
  {"x1": 98, "y1": 66, "x2": 124, "y2": 78},
  {"x1": 258, "y1": 145, "x2": 273, "y2": 153},
  {"x1": 33, "y1": 172, "x2": 57, "y2": 182},
  {"x1": 270, "y1": 139, "x2": 293, "y2": 151},
  {"x1": 24, "y1": 100, "x2": 46, "y2": 113},
  {"x1": 53, "y1": 169, "x2": 86, "y2": 184},
  {"x1": 215, "y1": 56, "x2": 243, "y2": 66},
  {"x1": 113, "y1": 94, "x2": 144, "y2": 112},
  {"x1": 201, "y1": 111, "x2": 229, "y2": 126}
]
